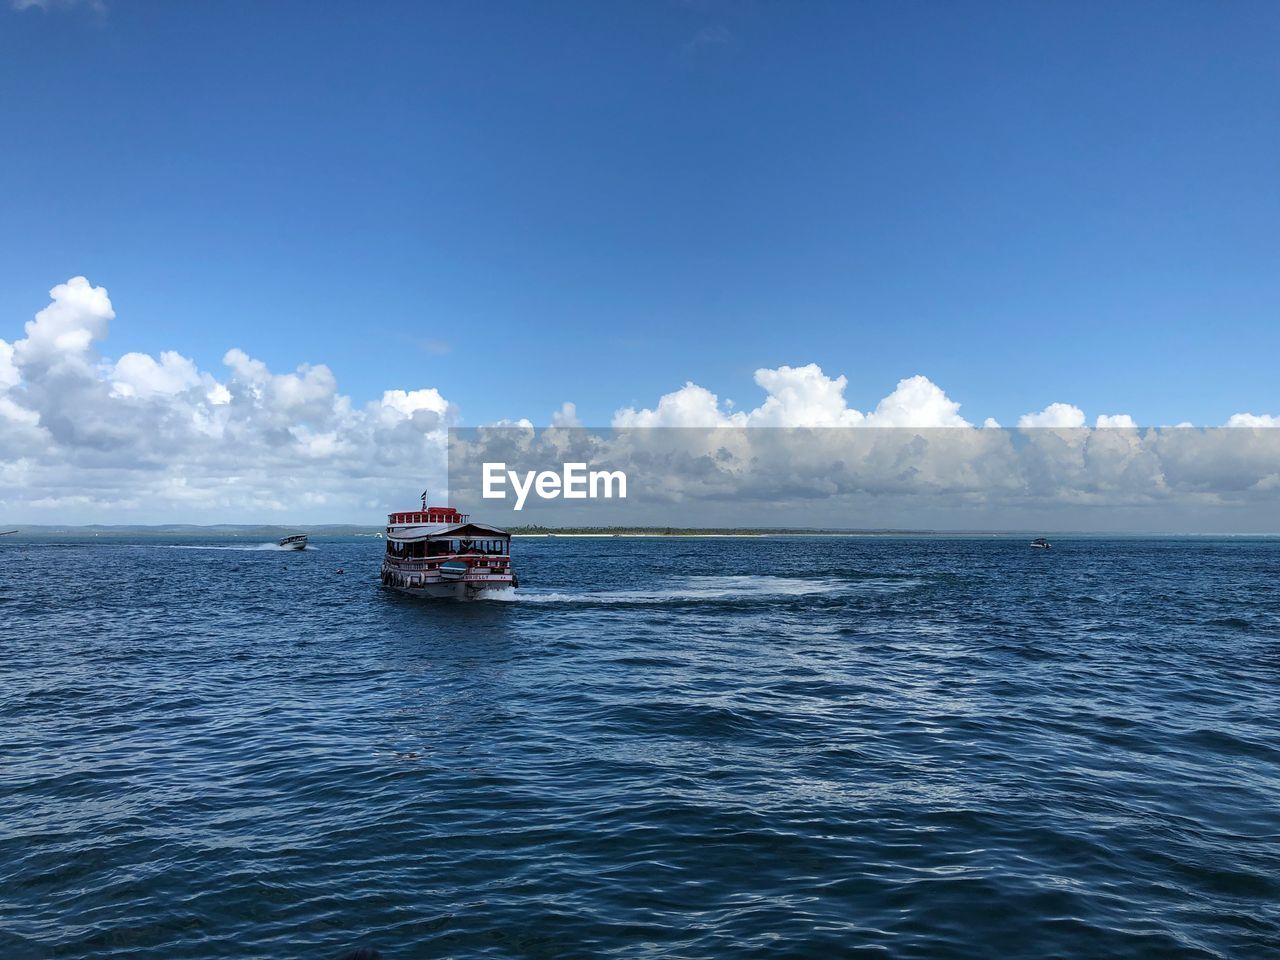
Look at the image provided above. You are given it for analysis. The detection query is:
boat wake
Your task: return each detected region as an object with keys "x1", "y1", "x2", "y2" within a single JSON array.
[
  {"x1": 159, "y1": 543, "x2": 316, "y2": 552},
  {"x1": 483, "y1": 575, "x2": 916, "y2": 604}
]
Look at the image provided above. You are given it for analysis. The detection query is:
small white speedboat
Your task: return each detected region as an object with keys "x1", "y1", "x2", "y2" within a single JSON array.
[
  {"x1": 278, "y1": 534, "x2": 308, "y2": 550},
  {"x1": 1030, "y1": 537, "x2": 1051, "y2": 549}
]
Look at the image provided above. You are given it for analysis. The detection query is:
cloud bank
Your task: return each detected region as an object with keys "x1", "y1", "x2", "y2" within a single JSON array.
[
  {"x1": 450, "y1": 425, "x2": 1280, "y2": 533},
  {"x1": 1, "y1": 277, "x2": 1277, "y2": 524},
  {"x1": 0, "y1": 279, "x2": 454, "y2": 522}
]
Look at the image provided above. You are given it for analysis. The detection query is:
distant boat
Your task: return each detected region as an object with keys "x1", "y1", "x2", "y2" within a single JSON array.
[
  {"x1": 278, "y1": 534, "x2": 308, "y2": 550},
  {"x1": 1030, "y1": 537, "x2": 1051, "y2": 549},
  {"x1": 0, "y1": 529, "x2": 17, "y2": 536}
]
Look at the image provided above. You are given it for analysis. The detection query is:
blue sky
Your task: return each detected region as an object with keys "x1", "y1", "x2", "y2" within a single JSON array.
[{"x1": 2, "y1": 0, "x2": 1277, "y2": 429}]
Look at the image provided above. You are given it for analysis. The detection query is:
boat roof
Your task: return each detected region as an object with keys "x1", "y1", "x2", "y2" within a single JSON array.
[{"x1": 388, "y1": 521, "x2": 510, "y2": 541}]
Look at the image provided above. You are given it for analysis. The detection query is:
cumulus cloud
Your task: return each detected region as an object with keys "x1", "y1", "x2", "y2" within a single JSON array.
[
  {"x1": 461, "y1": 369, "x2": 1279, "y2": 531},
  {"x1": 746, "y1": 364, "x2": 866, "y2": 427},
  {"x1": 1018, "y1": 403, "x2": 1086, "y2": 429},
  {"x1": 613, "y1": 381, "x2": 738, "y2": 428},
  {"x1": 14, "y1": 276, "x2": 113, "y2": 372},
  {"x1": 1226, "y1": 413, "x2": 1280, "y2": 428},
  {"x1": 3, "y1": 276, "x2": 1278, "y2": 525},
  {"x1": 1095, "y1": 414, "x2": 1138, "y2": 429},
  {"x1": 0, "y1": 339, "x2": 19, "y2": 391},
  {"x1": 613, "y1": 365, "x2": 968, "y2": 429},
  {"x1": 865, "y1": 375, "x2": 969, "y2": 428},
  {"x1": 551, "y1": 401, "x2": 582, "y2": 428},
  {"x1": 110, "y1": 351, "x2": 202, "y2": 399},
  {"x1": 380, "y1": 387, "x2": 449, "y2": 420},
  {"x1": 0, "y1": 278, "x2": 457, "y2": 522},
  {"x1": 451, "y1": 421, "x2": 1280, "y2": 533}
]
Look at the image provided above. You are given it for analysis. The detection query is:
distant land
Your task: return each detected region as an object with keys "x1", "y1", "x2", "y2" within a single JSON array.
[
  {"x1": 2, "y1": 525, "x2": 1270, "y2": 539},
  {"x1": 0, "y1": 524, "x2": 380, "y2": 539},
  {"x1": 3, "y1": 523, "x2": 959, "y2": 538}
]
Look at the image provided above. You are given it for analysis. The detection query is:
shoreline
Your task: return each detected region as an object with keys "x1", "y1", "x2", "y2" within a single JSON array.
[{"x1": 3, "y1": 526, "x2": 1278, "y2": 539}]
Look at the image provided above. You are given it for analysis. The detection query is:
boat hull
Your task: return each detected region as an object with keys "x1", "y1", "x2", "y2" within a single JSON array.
[
  {"x1": 381, "y1": 562, "x2": 515, "y2": 600},
  {"x1": 386, "y1": 580, "x2": 513, "y2": 600}
]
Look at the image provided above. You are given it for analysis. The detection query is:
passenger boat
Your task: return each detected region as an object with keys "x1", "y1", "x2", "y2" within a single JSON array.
[
  {"x1": 380, "y1": 495, "x2": 517, "y2": 599},
  {"x1": 278, "y1": 534, "x2": 308, "y2": 550}
]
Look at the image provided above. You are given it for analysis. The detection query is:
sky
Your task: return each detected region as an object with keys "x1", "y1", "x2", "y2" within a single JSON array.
[{"x1": 1, "y1": 1, "x2": 1278, "y2": 522}]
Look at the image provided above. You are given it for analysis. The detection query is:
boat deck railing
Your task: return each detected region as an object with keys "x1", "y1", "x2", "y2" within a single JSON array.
[
  {"x1": 388, "y1": 511, "x2": 471, "y2": 526},
  {"x1": 386, "y1": 557, "x2": 509, "y2": 572}
]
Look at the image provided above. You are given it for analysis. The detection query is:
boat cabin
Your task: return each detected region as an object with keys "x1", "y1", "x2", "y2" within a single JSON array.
[
  {"x1": 385, "y1": 508, "x2": 512, "y2": 573},
  {"x1": 385, "y1": 523, "x2": 511, "y2": 559}
]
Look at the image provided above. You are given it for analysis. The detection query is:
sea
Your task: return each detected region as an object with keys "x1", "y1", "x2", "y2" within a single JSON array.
[{"x1": 2, "y1": 534, "x2": 1278, "y2": 959}]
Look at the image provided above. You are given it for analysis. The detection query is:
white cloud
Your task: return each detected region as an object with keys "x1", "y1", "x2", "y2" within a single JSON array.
[
  {"x1": 747, "y1": 364, "x2": 866, "y2": 427},
  {"x1": 864, "y1": 374, "x2": 969, "y2": 428},
  {"x1": 3, "y1": 276, "x2": 1278, "y2": 525},
  {"x1": 1095, "y1": 414, "x2": 1138, "y2": 429},
  {"x1": 452, "y1": 419, "x2": 1280, "y2": 532},
  {"x1": 14, "y1": 276, "x2": 114, "y2": 372},
  {"x1": 380, "y1": 388, "x2": 450, "y2": 420},
  {"x1": 1018, "y1": 402, "x2": 1086, "y2": 429},
  {"x1": 0, "y1": 338, "x2": 20, "y2": 391},
  {"x1": 110, "y1": 351, "x2": 202, "y2": 399},
  {"x1": 551, "y1": 401, "x2": 582, "y2": 428},
  {"x1": 0, "y1": 396, "x2": 40, "y2": 427},
  {"x1": 1225, "y1": 413, "x2": 1280, "y2": 428},
  {"x1": 0, "y1": 278, "x2": 457, "y2": 522},
  {"x1": 613, "y1": 365, "x2": 967, "y2": 429},
  {"x1": 613, "y1": 381, "x2": 740, "y2": 428}
]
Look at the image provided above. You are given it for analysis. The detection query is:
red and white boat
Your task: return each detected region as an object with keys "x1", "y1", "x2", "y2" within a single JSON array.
[{"x1": 380, "y1": 495, "x2": 517, "y2": 599}]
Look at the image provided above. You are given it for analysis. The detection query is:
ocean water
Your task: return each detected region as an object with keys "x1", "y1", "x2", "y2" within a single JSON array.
[{"x1": 2, "y1": 535, "x2": 1278, "y2": 959}]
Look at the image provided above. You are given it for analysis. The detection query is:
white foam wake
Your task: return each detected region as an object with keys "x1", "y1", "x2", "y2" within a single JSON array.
[
  {"x1": 480, "y1": 575, "x2": 895, "y2": 604},
  {"x1": 159, "y1": 543, "x2": 316, "y2": 552}
]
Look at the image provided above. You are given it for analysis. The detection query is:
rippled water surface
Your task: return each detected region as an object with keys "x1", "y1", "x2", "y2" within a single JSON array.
[{"x1": 3, "y1": 535, "x2": 1279, "y2": 959}]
